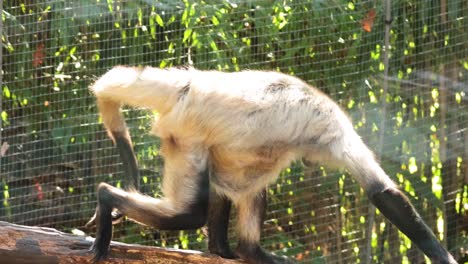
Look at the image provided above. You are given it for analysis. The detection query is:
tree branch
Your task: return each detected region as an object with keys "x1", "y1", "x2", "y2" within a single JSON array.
[{"x1": 0, "y1": 221, "x2": 241, "y2": 264}]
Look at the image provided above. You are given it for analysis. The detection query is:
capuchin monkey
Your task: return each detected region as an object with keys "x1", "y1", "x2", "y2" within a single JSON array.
[{"x1": 87, "y1": 66, "x2": 457, "y2": 264}]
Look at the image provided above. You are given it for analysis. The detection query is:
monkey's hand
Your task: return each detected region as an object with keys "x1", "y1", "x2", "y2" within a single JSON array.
[
  {"x1": 85, "y1": 208, "x2": 124, "y2": 228},
  {"x1": 89, "y1": 198, "x2": 114, "y2": 263},
  {"x1": 90, "y1": 241, "x2": 108, "y2": 263}
]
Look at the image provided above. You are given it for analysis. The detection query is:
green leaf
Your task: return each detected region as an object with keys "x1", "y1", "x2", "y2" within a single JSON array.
[
  {"x1": 183, "y1": 28, "x2": 192, "y2": 43},
  {"x1": 1, "y1": 111, "x2": 8, "y2": 122},
  {"x1": 155, "y1": 14, "x2": 164, "y2": 27},
  {"x1": 3, "y1": 86, "x2": 11, "y2": 98},
  {"x1": 209, "y1": 40, "x2": 218, "y2": 51},
  {"x1": 211, "y1": 15, "x2": 219, "y2": 26}
]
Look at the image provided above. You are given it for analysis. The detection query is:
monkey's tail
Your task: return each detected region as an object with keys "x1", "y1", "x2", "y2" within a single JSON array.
[
  {"x1": 89, "y1": 65, "x2": 194, "y2": 189},
  {"x1": 91, "y1": 68, "x2": 140, "y2": 190}
]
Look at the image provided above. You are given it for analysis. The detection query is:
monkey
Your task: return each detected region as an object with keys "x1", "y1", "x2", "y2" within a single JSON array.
[{"x1": 88, "y1": 66, "x2": 457, "y2": 264}]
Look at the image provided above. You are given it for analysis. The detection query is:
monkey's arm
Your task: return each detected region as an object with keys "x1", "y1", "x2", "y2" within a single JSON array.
[
  {"x1": 91, "y1": 139, "x2": 210, "y2": 262},
  {"x1": 91, "y1": 180, "x2": 209, "y2": 261}
]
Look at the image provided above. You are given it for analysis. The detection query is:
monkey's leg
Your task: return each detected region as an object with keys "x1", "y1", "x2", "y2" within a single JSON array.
[
  {"x1": 369, "y1": 187, "x2": 457, "y2": 264},
  {"x1": 318, "y1": 132, "x2": 456, "y2": 263},
  {"x1": 235, "y1": 190, "x2": 294, "y2": 264},
  {"x1": 207, "y1": 190, "x2": 236, "y2": 259},
  {"x1": 92, "y1": 163, "x2": 209, "y2": 261}
]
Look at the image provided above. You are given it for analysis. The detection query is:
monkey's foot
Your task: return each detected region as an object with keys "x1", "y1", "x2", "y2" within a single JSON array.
[{"x1": 209, "y1": 245, "x2": 237, "y2": 259}]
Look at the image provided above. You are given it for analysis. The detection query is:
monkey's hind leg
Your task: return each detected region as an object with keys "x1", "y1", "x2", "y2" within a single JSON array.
[
  {"x1": 235, "y1": 190, "x2": 295, "y2": 264},
  {"x1": 91, "y1": 169, "x2": 209, "y2": 262},
  {"x1": 208, "y1": 190, "x2": 236, "y2": 259}
]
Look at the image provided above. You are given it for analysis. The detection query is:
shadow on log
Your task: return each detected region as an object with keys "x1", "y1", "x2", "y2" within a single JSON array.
[{"x1": 0, "y1": 221, "x2": 241, "y2": 264}]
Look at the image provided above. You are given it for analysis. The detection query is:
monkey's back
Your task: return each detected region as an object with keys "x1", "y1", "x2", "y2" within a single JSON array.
[{"x1": 154, "y1": 69, "x2": 352, "y2": 151}]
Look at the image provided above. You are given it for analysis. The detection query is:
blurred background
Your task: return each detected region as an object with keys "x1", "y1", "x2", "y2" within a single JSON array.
[{"x1": 1, "y1": 0, "x2": 467, "y2": 263}]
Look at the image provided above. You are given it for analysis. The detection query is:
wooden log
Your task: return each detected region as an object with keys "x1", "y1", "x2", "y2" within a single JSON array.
[{"x1": 0, "y1": 221, "x2": 241, "y2": 264}]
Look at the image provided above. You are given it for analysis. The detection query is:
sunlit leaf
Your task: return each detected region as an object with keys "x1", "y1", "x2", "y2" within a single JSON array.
[{"x1": 155, "y1": 14, "x2": 164, "y2": 27}]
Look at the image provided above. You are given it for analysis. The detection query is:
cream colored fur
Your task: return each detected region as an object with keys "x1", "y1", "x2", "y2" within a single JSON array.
[{"x1": 91, "y1": 66, "x2": 396, "y2": 242}]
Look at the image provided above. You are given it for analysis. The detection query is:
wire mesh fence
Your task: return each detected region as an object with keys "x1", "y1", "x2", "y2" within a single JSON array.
[{"x1": 1, "y1": 0, "x2": 467, "y2": 263}]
